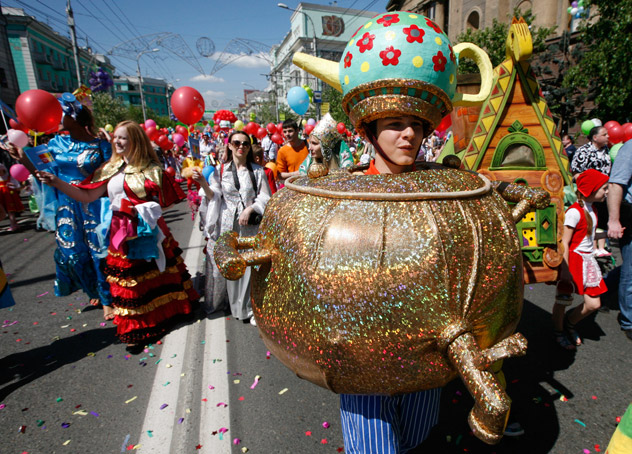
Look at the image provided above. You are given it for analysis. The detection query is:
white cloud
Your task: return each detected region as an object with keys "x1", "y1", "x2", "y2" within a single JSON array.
[
  {"x1": 209, "y1": 52, "x2": 271, "y2": 70},
  {"x1": 190, "y1": 74, "x2": 225, "y2": 83},
  {"x1": 203, "y1": 90, "x2": 225, "y2": 98}
]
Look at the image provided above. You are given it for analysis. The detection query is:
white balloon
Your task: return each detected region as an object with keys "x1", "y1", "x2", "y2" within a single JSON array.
[
  {"x1": 570, "y1": 7, "x2": 578, "y2": 14},
  {"x1": 591, "y1": 118, "x2": 602, "y2": 127},
  {"x1": 7, "y1": 129, "x2": 28, "y2": 148}
]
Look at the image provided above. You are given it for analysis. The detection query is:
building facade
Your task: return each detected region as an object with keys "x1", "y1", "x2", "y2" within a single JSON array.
[
  {"x1": 270, "y1": 2, "x2": 380, "y2": 110},
  {"x1": 2, "y1": 7, "x2": 115, "y2": 101},
  {"x1": 114, "y1": 76, "x2": 174, "y2": 117},
  {"x1": 386, "y1": 0, "x2": 577, "y2": 42}
]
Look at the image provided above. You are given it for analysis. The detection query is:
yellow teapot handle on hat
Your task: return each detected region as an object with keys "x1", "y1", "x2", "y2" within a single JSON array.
[{"x1": 452, "y1": 43, "x2": 493, "y2": 107}]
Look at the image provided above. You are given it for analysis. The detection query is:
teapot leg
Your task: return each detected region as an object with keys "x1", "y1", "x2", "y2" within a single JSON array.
[{"x1": 446, "y1": 332, "x2": 526, "y2": 445}]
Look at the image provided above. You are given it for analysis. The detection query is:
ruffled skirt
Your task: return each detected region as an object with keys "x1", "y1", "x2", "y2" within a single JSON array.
[{"x1": 105, "y1": 232, "x2": 199, "y2": 344}]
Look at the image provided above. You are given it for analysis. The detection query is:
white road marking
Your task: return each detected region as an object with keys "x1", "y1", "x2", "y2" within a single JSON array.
[{"x1": 137, "y1": 224, "x2": 230, "y2": 453}]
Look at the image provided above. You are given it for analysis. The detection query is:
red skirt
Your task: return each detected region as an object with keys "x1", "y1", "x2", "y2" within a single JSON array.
[
  {"x1": 104, "y1": 229, "x2": 199, "y2": 344},
  {"x1": 569, "y1": 250, "x2": 607, "y2": 297},
  {"x1": 0, "y1": 182, "x2": 23, "y2": 213}
]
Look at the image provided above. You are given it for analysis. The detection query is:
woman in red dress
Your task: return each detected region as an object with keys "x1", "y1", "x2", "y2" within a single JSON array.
[{"x1": 37, "y1": 121, "x2": 198, "y2": 352}]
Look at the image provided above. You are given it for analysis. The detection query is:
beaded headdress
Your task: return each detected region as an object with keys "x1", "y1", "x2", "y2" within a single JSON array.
[{"x1": 310, "y1": 113, "x2": 342, "y2": 163}]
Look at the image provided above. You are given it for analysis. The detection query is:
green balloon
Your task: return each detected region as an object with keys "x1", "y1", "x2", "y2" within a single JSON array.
[
  {"x1": 610, "y1": 143, "x2": 623, "y2": 162},
  {"x1": 581, "y1": 119, "x2": 595, "y2": 135}
]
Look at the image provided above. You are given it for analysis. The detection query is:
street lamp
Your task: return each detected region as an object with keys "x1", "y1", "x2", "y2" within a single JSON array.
[
  {"x1": 136, "y1": 48, "x2": 160, "y2": 123},
  {"x1": 277, "y1": 3, "x2": 317, "y2": 58},
  {"x1": 278, "y1": 3, "x2": 320, "y2": 119}
]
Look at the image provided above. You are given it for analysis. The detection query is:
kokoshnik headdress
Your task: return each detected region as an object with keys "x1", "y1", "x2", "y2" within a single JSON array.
[
  {"x1": 310, "y1": 113, "x2": 342, "y2": 163},
  {"x1": 293, "y1": 12, "x2": 494, "y2": 139}
]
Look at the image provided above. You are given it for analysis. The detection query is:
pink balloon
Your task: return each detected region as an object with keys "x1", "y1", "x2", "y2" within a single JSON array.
[
  {"x1": 145, "y1": 119, "x2": 157, "y2": 129},
  {"x1": 10, "y1": 164, "x2": 30, "y2": 182},
  {"x1": 7, "y1": 129, "x2": 29, "y2": 148},
  {"x1": 172, "y1": 133, "x2": 185, "y2": 148}
]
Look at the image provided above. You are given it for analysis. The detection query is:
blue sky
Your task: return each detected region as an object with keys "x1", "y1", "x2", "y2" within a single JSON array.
[{"x1": 6, "y1": 0, "x2": 389, "y2": 110}]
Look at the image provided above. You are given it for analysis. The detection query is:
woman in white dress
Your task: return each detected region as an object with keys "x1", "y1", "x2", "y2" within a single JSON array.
[{"x1": 194, "y1": 131, "x2": 271, "y2": 324}]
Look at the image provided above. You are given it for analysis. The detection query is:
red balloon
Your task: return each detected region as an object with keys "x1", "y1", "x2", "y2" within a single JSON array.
[
  {"x1": 277, "y1": 123, "x2": 283, "y2": 133},
  {"x1": 255, "y1": 127, "x2": 268, "y2": 140},
  {"x1": 266, "y1": 123, "x2": 277, "y2": 134},
  {"x1": 337, "y1": 122, "x2": 346, "y2": 134},
  {"x1": 145, "y1": 126, "x2": 158, "y2": 141},
  {"x1": 9, "y1": 118, "x2": 28, "y2": 133},
  {"x1": 609, "y1": 125, "x2": 625, "y2": 144},
  {"x1": 624, "y1": 124, "x2": 632, "y2": 143},
  {"x1": 156, "y1": 134, "x2": 168, "y2": 146},
  {"x1": 304, "y1": 124, "x2": 315, "y2": 136},
  {"x1": 436, "y1": 114, "x2": 452, "y2": 132},
  {"x1": 171, "y1": 87, "x2": 205, "y2": 125},
  {"x1": 604, "y1": 120, "x2": 621, "y2": 131},
  {"x1": 346, "y1": 130, "x2": 352, "y2": 137},
  {"x1": 160, "y1": 140, "x2": 174, "y2": 151},
  {"x1": 271, "y1": 132, "x2": 284, "y2": 145},
  {"x1": 16, "y1": 89, "x2": 63, "y2": 133},
  {"x1": 245, "y1": 122, "x2": 258, "y2": 135},
  {"x1": 165, "y1": 166, "x2": 176, "y2": 177}
]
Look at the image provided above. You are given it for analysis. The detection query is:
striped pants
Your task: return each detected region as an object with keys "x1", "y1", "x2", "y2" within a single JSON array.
[{"x1": 340, "y1": 388, "x2": 441, "y2": 454}]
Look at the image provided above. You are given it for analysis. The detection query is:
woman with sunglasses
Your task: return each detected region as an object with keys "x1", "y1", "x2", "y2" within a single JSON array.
[{"x1": 195, "y1": 131, "x2": 271, "y2": 323}]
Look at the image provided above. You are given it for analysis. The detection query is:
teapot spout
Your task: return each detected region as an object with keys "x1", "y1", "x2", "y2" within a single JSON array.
[
  {"x1": 214, "y1": 231, "x2": 271, "y2": 280},
  {"x1": 447, "y1": 332, "x2": 527, "y2": 444}
]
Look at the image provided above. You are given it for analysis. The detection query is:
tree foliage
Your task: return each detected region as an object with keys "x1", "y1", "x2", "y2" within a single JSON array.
[
  {"x1": 563, "y1": 0, "x2": 632, "y2": 122},
  {"x1": 91, "y1": 92, "x2": 128, "y2": 129},
  {"x1": 322, "y1": 85, "x2": 350, "y2": 127},
  {"x1": 457, "y1": 9, "x2": 555, "y2": 73}
]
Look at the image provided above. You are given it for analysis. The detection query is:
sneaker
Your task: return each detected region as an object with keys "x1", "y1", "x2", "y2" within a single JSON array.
[
  {"x1": 504, "y1": 422, "x2": 525, "y2": 437},
  {"x1": 595, "y1": 249, "x2": 612, "y2": 257},
  {"x1": 250, "y1": 317, "x2": 257, "y2": 327}
]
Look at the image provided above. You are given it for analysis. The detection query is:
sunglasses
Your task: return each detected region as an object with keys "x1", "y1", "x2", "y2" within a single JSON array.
[{"x1": 231, "y1": 140, "x2": 251, "y2": 148}]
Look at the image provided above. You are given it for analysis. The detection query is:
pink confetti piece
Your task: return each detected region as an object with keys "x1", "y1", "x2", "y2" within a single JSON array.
[
  {"x1": 2, "y1": 320, "x2": 17, "y2": 327},
  {"x1": 322, "y1": 421, "x2": 330, "y2": 429},
  {"x1": 216, "y1": 402, "x2": 228, "y2": 407},
  {"x1": 321, "y1": 439, "x2": 328, "y2": 444},
  {"x1": 591, "y1": 395, "x2": 597, "y2": 400},
  {"x1": 208, "y1": 385, "x2": 215, "y2": 390},
  {"x1": 583, "y1": 450, "x2": 590, "y2": 454},
  {"x1": 0, "y1": 404, "x2": 6, "y2": 410},
  {"x1": 233, "y1": 438, "x2": 241, "y2": 445},
  {"x1": 250, "y1": 375, "x2": 261, "y2": 389},
  {"x1": 36, "y1": 292, "x2": 48, "y2": 298},
  {"x1": 305, "y1": 431, "x2": 312, "y2": 436}
]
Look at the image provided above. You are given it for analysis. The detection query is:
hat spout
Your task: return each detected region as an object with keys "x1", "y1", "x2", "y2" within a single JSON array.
[{"x1": 293, "y1": 52, "x2": 342, "y2": 93}]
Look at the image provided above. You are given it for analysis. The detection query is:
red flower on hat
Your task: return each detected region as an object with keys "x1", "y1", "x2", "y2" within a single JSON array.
[
  {"x1": 403, "y1": 24, "x2": 425, "y2": 44},
  {"x1": 432, "y1": 51, "x2": 447, "y2": 72},
  {"x1": 379, "y1": 46, "x2": 401, "y2": 66},
  {"x1": 448, "y1": 45, "x2": 456, "y2": 63},
  {"x1": 377, "y1": 14, "x2": 400, "y2": 27},
  {"x1": 356, "y1": 32, "x2": 376, "y2": 53},
  {"x1": 344, "y1": 52, "x2": 353, "y2": 68},
  {"x1": 425, "y1": 18, "x2": 443, "y2": 34}
]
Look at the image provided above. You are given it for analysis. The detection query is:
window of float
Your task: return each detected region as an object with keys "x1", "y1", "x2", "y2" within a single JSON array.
[{"x1": 489, "y1": 120, "x2": 547, "y2": 171}]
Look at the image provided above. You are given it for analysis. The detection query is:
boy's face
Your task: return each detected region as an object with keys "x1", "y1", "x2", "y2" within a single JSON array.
[{"x1": 375, "y1": 116, "x2": 425, "y2": 171}]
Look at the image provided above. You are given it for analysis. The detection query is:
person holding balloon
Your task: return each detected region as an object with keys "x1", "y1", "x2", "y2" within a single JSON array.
[
  {"x1": 8, "y1": 92, "x2": 114, "y2": 320},
  {"x1": 36, "y1": 120, "x2": 198, "y2": 352}
]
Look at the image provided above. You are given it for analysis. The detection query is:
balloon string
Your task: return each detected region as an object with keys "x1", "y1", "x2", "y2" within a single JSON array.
[{"x1": 28, "y1": 130, "x2": 43, "y2": 147}]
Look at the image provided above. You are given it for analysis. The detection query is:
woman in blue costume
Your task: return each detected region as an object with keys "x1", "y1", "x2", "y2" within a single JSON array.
[{"x1": 9, "y1": 93, "x2": 113, "y2": 319}]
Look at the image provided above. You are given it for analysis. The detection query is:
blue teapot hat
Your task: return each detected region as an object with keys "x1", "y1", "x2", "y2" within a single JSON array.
[{"x1": 292, "y1": 12, "x2": 493, "y2": 138}]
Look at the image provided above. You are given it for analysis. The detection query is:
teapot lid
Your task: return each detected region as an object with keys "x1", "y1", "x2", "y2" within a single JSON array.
[{"x1": 284, "y1": 168, "x2": 491, "y2": 201}]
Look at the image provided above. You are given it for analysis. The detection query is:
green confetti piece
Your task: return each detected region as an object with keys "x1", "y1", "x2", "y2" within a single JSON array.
[
  {"x1": 163, "y1": 382, "x2": 170, "y2": 387},
  {"x1": 574, "y1": 419, "x2": 586, "y2": 427},
  {"x1": 36, "y1": 420, "x2": 44, "y2": 427},
  {"x1": 155, "y1": 359, "x2": 162, "y2": 365},
  {"x1": 147, "y1": 430, "x2": 153, "y2": 438},
  {"x1": 56, "y1": 397, "x2": 63, "y2": 402}
]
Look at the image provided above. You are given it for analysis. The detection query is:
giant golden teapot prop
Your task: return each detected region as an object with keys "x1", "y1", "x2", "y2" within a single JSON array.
[{"x1": 215, "y1": 164, "x2": 549, "y2": 444}]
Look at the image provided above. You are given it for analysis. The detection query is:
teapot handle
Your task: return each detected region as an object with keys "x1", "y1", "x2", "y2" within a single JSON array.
[
  {"x1": 452, "y1": 43, "x2": 494, "y2": 107},
  {"x1": 213, "y1": 231, "x2": 272, "y2": 280}
]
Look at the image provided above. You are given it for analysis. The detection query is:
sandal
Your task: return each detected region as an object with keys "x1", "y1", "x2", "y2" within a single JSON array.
[
  {"x1": 564, "y1": 316, "x2": 582, "y2": 346},
  {"x1": 90, "y1": 298, "x2": 101, "y2": 307},
  {"x1": 103, "y1": 306, "x2": 115, "y2": 321},
  {"x1": 555, "y1": 332, "x2": 576, "y2": 351}
]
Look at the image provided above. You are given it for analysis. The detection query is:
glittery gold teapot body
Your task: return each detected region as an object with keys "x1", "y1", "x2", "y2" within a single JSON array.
[{"x1": 215, "y1": 165, "x2": 549, "y2": 444}]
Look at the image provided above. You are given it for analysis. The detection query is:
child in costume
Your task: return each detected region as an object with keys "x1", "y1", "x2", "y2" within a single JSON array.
[
  {"x1": 298, "y1": 113, "x2": 354, "y2": 176},
  {"x1": 554, "y1": 168, "x2": 609, "y2": 350},
  {"x1": 0, "y1": 163, "x2": 23, "y2": 231},
  {"x1": 37, "y1": 121, "x2": 198, "y2": 353}
]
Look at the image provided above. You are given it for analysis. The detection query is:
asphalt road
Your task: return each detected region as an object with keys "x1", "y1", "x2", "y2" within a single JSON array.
[{"x1": 1, "y1": 191, "x2": 630, "y2": 454}]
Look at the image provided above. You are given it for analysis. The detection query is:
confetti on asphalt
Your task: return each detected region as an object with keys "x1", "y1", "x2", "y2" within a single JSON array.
[
  {"x1": 218, "y1": 427, "x2": 228, "y2": 441},
  {"x1": 56, "y1": 397, "x2": 63, "y2": 402},
  {"x1": 37, "y1": 292, "x2": 49, "y2": 297},
  {"x1": 266, "y1": 351, "x2": 271, "y2": 359},
  {"x1": 575, "y1": 419, "x2": 587, "y2": 427},
  {"x1": 159, "y1": 404, "x2": 168, "y2": 410},
  {"x1": 163, "y1": 382, "x2": 170, "y2": 387},
  {"x1": 121, "y1": 434, "x2": 130, "y2": 452},
  {"x1": 217, "y1": 402, "x2": 227, "y2": 407},
  {"x1": 321, "y1": 439, "x2": 328, "y2": 444},
  {"x1": 73, "y1": 410, "x2": 88, "y2": 416},
  {"x1": 583, "y1": 449, "x2": 590, "y2": 454},
  {"x1": 36, "y1": 420, "x2": 44, "y2": 427},
  {"x1": 18, "y1": 425, "x2": 26, "y2": 433},
  {"x1": 278, "y1": 388, "x2": 288, "y2": 395},
  {"x1": 178, "y1": 417, "x2": 184, "y2": 424},
  {"x1": 208, "y1": 385, "x2": 215, "y2": 390},
  {"x1": 90, "y1": 411, "x2": 99, "y2": 417},
  {"x1": 147, "y1": 430, "x2": 153, "y2": 438},
  {"x1": 61, "y1": 422, "x2": 70, "y2": 428},
  {"x1": 233, "y1": 379, "x2": 240, "y2": 384},
  {"x1": 322, "y1": 421, "x2": 330, "y2": 429},
  {"x1": 125, "y1": 396, "x2": 137, "y2": 404},
  {"x1": 305, "y1": 431, "x2": 312, "y2": 436},
  {"x1": 241, "y1": 448, "x2": 248, "y2": 453},
  {"x1": 62, "y1": 440, "x2": 71, "y2": 446},
  {"x1": 250, "y1": 375, "x2": 261, "y2": 389},
  {"x1": 592, "y1": 396, "x2": 598, "y2": 400},
  {"x1": 233, "y1": 438, "x2": 241, "y2": 445}
]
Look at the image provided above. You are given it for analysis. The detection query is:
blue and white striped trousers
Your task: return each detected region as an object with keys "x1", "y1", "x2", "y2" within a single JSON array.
[{"x1": 340, "y1": 388, "x2": 441, "y2": 454}]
